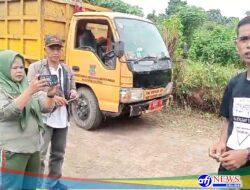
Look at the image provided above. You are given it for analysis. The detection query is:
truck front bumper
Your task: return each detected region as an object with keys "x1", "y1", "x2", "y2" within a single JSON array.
[{"x1": 128, "y1": 95, "x2": 173, "y2": 117}]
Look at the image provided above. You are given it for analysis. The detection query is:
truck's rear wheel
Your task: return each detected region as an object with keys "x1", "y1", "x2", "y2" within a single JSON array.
[{"x1": 71, "y1": 87, "x2": 102, "y2": 130}]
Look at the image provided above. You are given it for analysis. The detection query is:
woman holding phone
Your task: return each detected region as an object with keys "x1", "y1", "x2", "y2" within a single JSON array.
[{"x1": 0, "y1": 50, "x2": 57, "y2": 189}]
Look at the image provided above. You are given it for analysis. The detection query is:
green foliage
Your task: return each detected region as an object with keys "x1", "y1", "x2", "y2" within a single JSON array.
[
  {"x1": 147, "y1": 10, "x2": 158, "y2": 23},
  {"x1": 177, "y1": 6, "x2": 206, "y2": 42},
  {"x1": 157, "y1": 16, "x2": 183, "y2": 59},
  {"x1": 145, "y1": 0, "x2": 244, "y2": 112},
  {"x1": 206, "y1": 9, "x2": 236, "y2": 25},
  {"x1": 189, "y1": 23, "x2": 241, "y2": 65},
  {"x1": 207, "y1": 9, "x2": 226, "y2": 24},
  {"x1": 174, "y1": 60, "x2": 241, "y2": 112},
  {"x1": 83, "y1": 0, "x2": 143, "y2": 16},
  {"x1": 151, "y1": 0, "x2": 207, "y2": 58},
  {"x1": 165, "y1": 0, "x2": 206, "y2": 42},
  {"x1": 165, "y1": 0, "x2": 187, "y2": 16}
]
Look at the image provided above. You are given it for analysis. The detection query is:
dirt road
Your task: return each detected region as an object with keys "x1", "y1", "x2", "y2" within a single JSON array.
[{"x1": 61, "y1": 108, "x2": 222, "y2": 179}]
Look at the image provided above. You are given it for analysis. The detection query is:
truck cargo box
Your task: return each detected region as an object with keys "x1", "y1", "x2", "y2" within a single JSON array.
[{"x1": 0, "y1": 0, "x2": 109, "y2": 65}]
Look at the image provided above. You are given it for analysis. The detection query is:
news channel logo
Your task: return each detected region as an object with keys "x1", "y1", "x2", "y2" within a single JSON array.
[
  {"x1": 198, "y1": 174, "x2": 241, "y2": 188},
  {"x1": 198, "y1": 174, "x2": 212, "y2": 187}
]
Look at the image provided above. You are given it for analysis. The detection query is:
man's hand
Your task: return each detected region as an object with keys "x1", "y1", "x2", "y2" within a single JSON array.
[
  {"x1": 54, "y1": 96, "x2": 68, "y2": 106},
  {"x1": 69, "y1": 89, "x2": 78, "y2": 99},
  {"x1": 220, "y1": 149, "x2": 248, "y2": 170},
  {"x1": 209, "y1": 141, "x2": 227, "y2": 161},
  {"x1": 47, "y1": 84, "x2": 59, "y2": 97}
]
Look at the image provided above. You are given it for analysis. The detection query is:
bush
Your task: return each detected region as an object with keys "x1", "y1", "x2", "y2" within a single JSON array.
[
  {"x1": 174, "y1": 60, "x2": 241, "y2": 112},
  {"x1": 189, "y1": 23, "x2": 241, "y2": 65}
]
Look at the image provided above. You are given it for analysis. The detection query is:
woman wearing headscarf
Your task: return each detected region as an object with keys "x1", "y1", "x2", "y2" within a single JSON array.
[{"x1": 0, "y1": 50, "x2": 56, "y2": 189}]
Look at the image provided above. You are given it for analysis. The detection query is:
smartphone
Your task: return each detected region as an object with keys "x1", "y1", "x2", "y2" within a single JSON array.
[{"x1": 38, "y1": 74, "x2": 58, "y2": 86}]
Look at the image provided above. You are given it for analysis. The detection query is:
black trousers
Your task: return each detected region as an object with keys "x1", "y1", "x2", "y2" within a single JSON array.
[{"x1": 40, "y1": 125, "x2": 68, "y2": 188}]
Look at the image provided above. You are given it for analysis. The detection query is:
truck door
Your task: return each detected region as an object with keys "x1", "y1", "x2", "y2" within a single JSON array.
[{"x1": 67, "y1": 18, "x2": 120, "y2": 113}]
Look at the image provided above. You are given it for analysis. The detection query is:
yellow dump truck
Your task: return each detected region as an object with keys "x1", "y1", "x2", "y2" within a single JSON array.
[{"x1": 0, "y1": 0, "x2": 173, "y2": 130}]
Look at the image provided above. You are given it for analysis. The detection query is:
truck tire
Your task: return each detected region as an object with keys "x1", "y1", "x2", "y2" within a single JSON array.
[{"x1": 71, "y1": 87, "x2": 102, "y2": 130}]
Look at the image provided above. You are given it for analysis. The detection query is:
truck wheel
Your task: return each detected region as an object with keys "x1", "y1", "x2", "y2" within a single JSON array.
[{"x1": 71, "y1": 87, "x2": 102, "y2": 130}]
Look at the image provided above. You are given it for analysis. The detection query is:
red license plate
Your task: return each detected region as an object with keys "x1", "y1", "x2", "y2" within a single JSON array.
[{"x1": 148, "y1": 99, "x2": 163, "y2": 111}]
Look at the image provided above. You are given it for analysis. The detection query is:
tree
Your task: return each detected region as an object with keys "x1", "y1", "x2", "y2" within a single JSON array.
[
  {"x1": 177, "y1": 6, "x2": 206, "y2": 43},
  {"x1": 147, "y1": 10, "x2": 158, "y2": 23},
  {"x1": 207, "y1": 9, "x2": 238, "y2": 25},
  {"x1": 164, "y1": 0, "x2": 206, "y2": 43},
  {"x1": 158, "y1": 16, "x2": 183, "y2": 58},
  {"x1": 147, "y1": 11, "x2": 166, "y2": 24},
  {"x1": 207, "y1": 9, "x2": 226, "y2": 24},
  {"x1": 83, "y1": 0, "x2": 143, "y2": 16},
  {"x1": 165, "y1": 0, "x2": 187, "y2": 16},
  {"x1": 189, "y1": 23, "x2": 241, "y2": 65}
]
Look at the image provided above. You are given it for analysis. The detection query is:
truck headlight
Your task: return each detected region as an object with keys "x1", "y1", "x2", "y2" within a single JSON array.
[{"x1": 120, "y1": 88, "x2": 144, "y2": 103}]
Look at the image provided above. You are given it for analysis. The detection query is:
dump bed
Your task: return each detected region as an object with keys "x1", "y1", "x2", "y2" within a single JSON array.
[{"x1": 0, "y1": 0, "x2": 109, "y2": 65}]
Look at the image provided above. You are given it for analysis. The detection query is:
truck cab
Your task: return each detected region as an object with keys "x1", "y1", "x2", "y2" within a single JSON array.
[
  {"x1": 0, "y1": 0, "x2": 172, "y2": 130},
  {"x1": 67, "y1": 12, "x2": 173, "y2": 129}
]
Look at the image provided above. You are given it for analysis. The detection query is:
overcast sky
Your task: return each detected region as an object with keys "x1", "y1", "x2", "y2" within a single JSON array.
[{"x1": 122, "y1": 0, "x2": 250, "y2": 19}]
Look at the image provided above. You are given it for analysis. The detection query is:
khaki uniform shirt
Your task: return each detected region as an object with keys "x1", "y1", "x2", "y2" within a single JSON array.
[{"x1": 0, "y1": 88, "x2": 53, "y2": 153}]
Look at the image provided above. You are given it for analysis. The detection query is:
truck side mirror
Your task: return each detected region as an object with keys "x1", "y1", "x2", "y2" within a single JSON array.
[{"x1": 114, "y1": 41, "x2": 124, "y2": 58}]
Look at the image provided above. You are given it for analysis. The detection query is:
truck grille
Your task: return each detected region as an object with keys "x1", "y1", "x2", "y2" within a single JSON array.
[{"x1": 133, "y1": 69, "x2": 172, "y2": 88}]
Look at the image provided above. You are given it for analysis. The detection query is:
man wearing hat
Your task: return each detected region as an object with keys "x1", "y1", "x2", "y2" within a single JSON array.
[{"x1": 27, "y1": 35, "x2": 77, "y2": 190}]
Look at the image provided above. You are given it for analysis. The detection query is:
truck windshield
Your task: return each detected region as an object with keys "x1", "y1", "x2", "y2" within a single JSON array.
[{"x1": 115, "y1": 18, "x2": 170, "y2": 61}]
